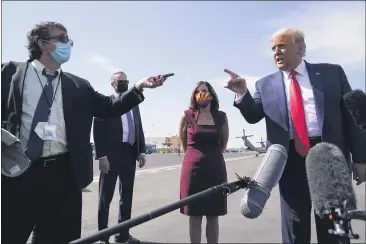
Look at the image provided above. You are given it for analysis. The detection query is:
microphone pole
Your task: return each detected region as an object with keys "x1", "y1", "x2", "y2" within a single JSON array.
[
  {"x1": 326, "y1": 200, "x2": 366, "y2": 244},
  {"x1": 70, "y1": 174, "x2": 253, "y2": 244}
]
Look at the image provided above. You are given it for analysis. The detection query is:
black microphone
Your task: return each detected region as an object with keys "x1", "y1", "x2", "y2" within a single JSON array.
[
  {"x1": 162, "y1": 73, "x2": 174, "y2": 79},
  {"x1": 150, "y1": 73, "x2": 174, "y2": 83},
  {"x1": 240, "y1": 144, "x2": 288, "y2": 218},
  {"x1": 305, "y1": 142, "x2": 365, "y2": 241},
  {"x1": 343, "y1": 89, "x2": 366, "y2": 132}
]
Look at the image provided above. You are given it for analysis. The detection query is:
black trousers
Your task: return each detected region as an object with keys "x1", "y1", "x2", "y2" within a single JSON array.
[
  {"x1": 279, "y1": 137, "x2": 350, "y2": 244},
  {"x1": 1, "y1": 153, "x2": 82, "y2": 244},
  {"x1": 98, "y1": 144, "x2": 137, "y2": 241}
]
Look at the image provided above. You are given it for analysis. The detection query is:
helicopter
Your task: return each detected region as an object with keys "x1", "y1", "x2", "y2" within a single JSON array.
[{"x1": 235, "y1": 129, "x2": 266, "y2": 156}]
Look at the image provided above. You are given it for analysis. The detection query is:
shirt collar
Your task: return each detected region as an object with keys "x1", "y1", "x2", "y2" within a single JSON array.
[
  {"x1": 282, "y1": 59, "x2": 307, "y2": 79},
  {"x1": 31, "y1": 59, "x2": 62, "y2": 75}
]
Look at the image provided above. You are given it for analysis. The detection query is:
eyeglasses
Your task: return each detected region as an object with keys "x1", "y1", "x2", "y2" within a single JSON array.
[
  {"x1": 116, "y1": 80, "x2": 129, "y2": 84},
  {"x1": 46, "y1": 33, "x2": 74, "y2": 46}
]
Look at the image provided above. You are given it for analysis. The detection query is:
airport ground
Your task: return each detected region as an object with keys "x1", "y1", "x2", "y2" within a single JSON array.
[
  {"x1": 76, "y1": 152, "x2": 366, "y2": 243},
  {"x1": 26, "y1": 152, "x2": 365, "y2": 243}
]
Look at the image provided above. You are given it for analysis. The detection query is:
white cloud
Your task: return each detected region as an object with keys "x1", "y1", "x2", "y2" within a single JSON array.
[
  {"x1": 87, "y1": 54, "x2": 121, "y2": 74},
  {"x1": 264, "y1": 1, "x2": 365, "y2": 71}
]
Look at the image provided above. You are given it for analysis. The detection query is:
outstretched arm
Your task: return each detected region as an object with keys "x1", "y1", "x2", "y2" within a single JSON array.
[
  {"x1": 233, "y1": 82, "x2": 265, "y2": 124},
  {"x1": 92, "y1": 85, "x2": 144, "y2": 118},
  {"x1": 91, "y1": 74, "x2": 170, "y2": 118}
]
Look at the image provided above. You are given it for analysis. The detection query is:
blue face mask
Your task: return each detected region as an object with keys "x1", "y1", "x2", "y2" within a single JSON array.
[{"x1": 50, "y1": 42, "x2": 72, "y2": 64}]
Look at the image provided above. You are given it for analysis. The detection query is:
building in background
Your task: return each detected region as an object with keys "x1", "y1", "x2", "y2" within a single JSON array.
[{"x1": 145, "y1": 135, "x2": 181, "y2": 153}]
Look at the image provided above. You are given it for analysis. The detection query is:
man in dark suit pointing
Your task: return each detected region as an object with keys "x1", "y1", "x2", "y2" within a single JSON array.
[
  {"x1": 93, "y1": 71, "x2": 146, "y2": 244},
  {"x1": 223, "y1": 28, "x2": 365, "y2": 244},
  {"x1": 1, "y1": 21, "x2": 172, "y2": 244}
]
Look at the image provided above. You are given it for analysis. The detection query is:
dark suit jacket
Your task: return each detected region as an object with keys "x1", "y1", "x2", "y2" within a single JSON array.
[
  {"x1": 1, "y1": 60, "x2": 145, "y2": 188},
  {"x1": 234, "y1": 61, "x2": 366, "y2": 164},
  {"x1": 93, "y1": 94, "x2": 146, "y2": 165}
]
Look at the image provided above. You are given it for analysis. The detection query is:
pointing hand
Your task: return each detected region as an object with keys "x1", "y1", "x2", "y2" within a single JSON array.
[
  {"x1": 135, "y1": 75, "x2": 169, "y2": 90},
  {"x1": 223, "y1": 69, "x2": 248, "y2": 96}
]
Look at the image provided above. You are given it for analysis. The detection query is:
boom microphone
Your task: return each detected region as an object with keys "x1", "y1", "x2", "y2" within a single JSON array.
[
  {"x1": 343, "y1": 89, "x2": 366, "y2": 132},
  {"x1": 305, "y1": 142, "x2": 364, "y2": 241},
  {"x1": 71, "y1": 175, "x2": 253, "y2": 244},
  {"x1": 306, "y1": 142, "x2": 357, "y2": 217},
  {"x1": 240, "y1": 144, "x2": 288, "y2": 218}
]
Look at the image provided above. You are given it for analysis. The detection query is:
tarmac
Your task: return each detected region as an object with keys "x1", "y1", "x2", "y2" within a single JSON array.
[{"x1": 76, "y1": 152, "x2": 366, "y2": 243}]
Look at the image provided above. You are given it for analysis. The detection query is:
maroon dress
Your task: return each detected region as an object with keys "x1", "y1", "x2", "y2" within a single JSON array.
[{"x1": 180, "y1": 109, "x2": 228, "y2": 216}]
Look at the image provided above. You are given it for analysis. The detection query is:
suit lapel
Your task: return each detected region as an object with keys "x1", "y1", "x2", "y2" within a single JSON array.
[
  {"x1": 132, "y1": 107, "x2": 139, "y2": 138},
  {"x1": 61, "y1": 72, "x2": 78, "y2": 142},
  {"x1": 10, "y1": 62, "x2": 29, "y2": 127},
  {"x1": 305, "y1": 61, "x2": 325, "y2": 131},
  {"x1": 271, "y1": 71, "x2": 289, "y2": 130}
]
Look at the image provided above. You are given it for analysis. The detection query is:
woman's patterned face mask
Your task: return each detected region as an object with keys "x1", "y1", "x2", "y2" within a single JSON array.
[{"x1": 195, "y1": 91, "x2": 212, "y2": 107}]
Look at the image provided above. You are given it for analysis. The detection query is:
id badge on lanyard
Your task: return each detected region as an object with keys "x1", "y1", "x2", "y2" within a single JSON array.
[
  {"x1": 43, "y1": 122, "x2": 57, "y2": 141},
  {"x1": 34, "y1": 68, "x2": 61, "y2": 141}
]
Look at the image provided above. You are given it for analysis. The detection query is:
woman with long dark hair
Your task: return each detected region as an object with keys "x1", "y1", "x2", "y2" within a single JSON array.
[{"x1": 178, "y1": 81, "x2": 229, "y2": 244}]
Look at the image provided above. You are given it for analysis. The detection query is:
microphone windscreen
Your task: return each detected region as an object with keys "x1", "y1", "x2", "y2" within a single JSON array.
[
  {"x1": 240, "y1": 144, "x2": 288, "y2": 218},
  {"x1": 305, "y1": 142, "x2": 357, "y2": 217},
  {"x1": 240, "y1": 184, "x2": 270, "y2": 219},
  {"x1": 343, "y1": 89, "x2": 366, "y2": 132}
]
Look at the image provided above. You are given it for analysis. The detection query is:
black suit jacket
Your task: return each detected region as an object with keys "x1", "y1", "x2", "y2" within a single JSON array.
[
  {"x1": 1, "y1": 60, "x2": 145, "y2": 188},
  {"x1": 93, "y1": 94, "x2": 146, "y2": 165}
]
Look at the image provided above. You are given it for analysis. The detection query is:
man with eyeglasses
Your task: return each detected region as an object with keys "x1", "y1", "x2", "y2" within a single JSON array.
[
  {"x1": 93, "y1": 71, "x2": 147, "y2": 244},
  {"x1": 1, "y1": 21, "x2": 172, "y2": 244}
]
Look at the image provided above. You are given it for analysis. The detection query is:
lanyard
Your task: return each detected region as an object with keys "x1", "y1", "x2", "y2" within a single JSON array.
[{"x1": 33, "y1": 66, "x2": 61, "y2": 111}]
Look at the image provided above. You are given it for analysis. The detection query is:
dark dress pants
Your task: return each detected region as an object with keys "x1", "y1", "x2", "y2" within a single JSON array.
[
  {"x1": 1, "y1": 153, "x2": 82, "y2": 244},
  {"x1": 279, "y1": 137, "x2": 350, "y2": 244},
  {"x1": 98, "y1": 145, "x2": 137, "y2": 242}
]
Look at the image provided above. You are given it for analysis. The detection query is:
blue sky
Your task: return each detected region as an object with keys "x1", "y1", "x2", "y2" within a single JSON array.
[{"x1": 2, "y1": 1, "x2": 365, "y2": 148}]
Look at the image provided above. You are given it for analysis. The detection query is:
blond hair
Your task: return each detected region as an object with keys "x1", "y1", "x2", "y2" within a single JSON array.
[{"x1": 271, "y1": 28, "x2": 306, "y2": 56}]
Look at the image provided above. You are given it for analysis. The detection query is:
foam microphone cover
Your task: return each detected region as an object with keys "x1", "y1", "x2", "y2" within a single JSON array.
[
  {"x1": 305, "y1": 142, "x2": 357, "y2": 218},
  {"x1": 343, "y1": 89, "x2": 366, "y2": 132},
  {"x1": 240, "y1": 144, "x2": 288, "y2": 218}
]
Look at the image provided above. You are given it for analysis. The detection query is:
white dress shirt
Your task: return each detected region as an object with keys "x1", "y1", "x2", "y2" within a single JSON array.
[
  {"x1": 122, "y1": 112, "x2": 135, "y2": 142},
  {"x1": 235, "y1": 60, "x2": 321, "y2": 139},
  {"x1": 19, "y1": 60, "x2": 68, "y2": 157}
]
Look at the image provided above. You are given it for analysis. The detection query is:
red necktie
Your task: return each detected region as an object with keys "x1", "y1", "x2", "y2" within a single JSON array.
[{"x1": 289, "y1": 71, "x2": 310, "y2": 157}]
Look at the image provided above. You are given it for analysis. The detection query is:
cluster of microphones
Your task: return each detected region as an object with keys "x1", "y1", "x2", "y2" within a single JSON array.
[{"x1": 240, "y1": 89, "x2": 366, "y2": 241}]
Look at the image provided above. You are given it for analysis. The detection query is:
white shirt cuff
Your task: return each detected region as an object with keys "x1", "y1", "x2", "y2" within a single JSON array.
[
  {"x1": 98, "y1": 156, "x2": 107, "y2": 160},
  {"x1": 234, "y1": 91, "x2": 247, "y2": 104}
]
